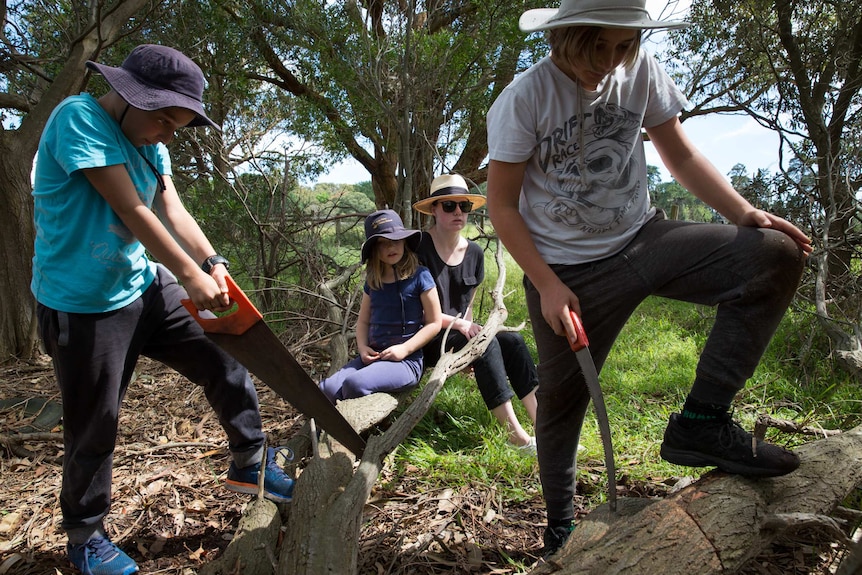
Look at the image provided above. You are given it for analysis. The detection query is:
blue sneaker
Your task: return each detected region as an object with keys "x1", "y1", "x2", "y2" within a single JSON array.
[
  {"x1": 67, "y1": 537, "x2": 139, "y2": 575},
  {"x1": 225, "y1": 446, "x2": 295, "y2": 503}
]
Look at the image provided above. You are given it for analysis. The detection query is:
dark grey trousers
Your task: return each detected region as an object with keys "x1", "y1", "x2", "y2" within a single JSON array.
[
  {"x1": 37, "y1": 266, "x2": 265, "y2": 542},
  {"x1": 524, "y1": 212, "x2": 806, "y2": 523}
]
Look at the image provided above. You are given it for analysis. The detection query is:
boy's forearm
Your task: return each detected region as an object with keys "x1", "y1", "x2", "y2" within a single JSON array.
[
  {"x1": 155, "y1": 181, "x2": 220, "y2": 265},
  {"x1": 163, "y1": 210, "x2": 218, "y2": 266},
  {"x1": 122, "y1": 204, "x2": 203, "y2": 283}
]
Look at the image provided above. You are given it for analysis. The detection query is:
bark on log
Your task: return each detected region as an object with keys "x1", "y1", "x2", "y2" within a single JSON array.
[
  {"x1": 205, "y1": 243, "x2": 514, "y2": 575},
  {"x1": 530, "y1": 424, "x2": 862, "y2": 574},
  {"x1": 273, "y1": 243, "x2": 513, "y2": 575},
  {"x1": 199, "y1": 498, "x2": 281, "y2": 575}
]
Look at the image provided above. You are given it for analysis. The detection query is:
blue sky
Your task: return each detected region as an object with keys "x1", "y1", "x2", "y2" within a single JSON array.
[
  {"x1": 641, "y1": 0, "x2": 782, "y2": 182},
  {"x1": 319, "y1": 0, "x2": 782, "y2": 185}
]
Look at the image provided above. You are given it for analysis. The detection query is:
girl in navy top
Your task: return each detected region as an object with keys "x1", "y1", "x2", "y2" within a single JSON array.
[{"x1": 320, "y1": 210, "x2": 442, "y2": 402}]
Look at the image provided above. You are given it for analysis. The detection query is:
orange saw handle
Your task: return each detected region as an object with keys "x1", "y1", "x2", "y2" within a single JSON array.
[
  {"x1": 181, "y1": 275, "x2": 262, "y2": 335},
  {"x1": 569, "y1": 309, "x2": 590, "y2": 352}
]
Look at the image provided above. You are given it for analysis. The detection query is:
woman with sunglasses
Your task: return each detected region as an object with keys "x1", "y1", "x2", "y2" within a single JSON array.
[{"x1": 414, "y1": 174, "x2": 540, "y2": 454}]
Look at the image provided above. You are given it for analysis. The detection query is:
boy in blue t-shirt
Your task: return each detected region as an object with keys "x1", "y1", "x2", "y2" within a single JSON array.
[{"x1": 32, "y1": 44, "x2": 294, "y2": 575}]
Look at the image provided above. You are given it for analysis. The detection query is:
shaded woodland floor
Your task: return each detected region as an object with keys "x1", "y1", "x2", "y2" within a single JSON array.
[{"x1": 0, "y1": 356, "x2": 850, "y2": 574}]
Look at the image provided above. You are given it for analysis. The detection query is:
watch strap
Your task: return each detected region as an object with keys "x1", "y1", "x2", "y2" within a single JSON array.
[{"x1": 201, "y1": 254, "x2": 230, "y2": 274}]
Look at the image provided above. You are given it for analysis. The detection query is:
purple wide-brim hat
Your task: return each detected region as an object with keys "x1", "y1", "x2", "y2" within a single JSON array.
[
  {"x1": 86, "y1": 44, "x2": 219, "y2": 129},
  {"x1": 361, "y1": 209, "x2": 421, "y2": 263}
]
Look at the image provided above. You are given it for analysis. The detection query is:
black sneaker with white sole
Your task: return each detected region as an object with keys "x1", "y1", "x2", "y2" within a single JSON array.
[{"x1": 660, "y1": 412, "x2": 800, "y2": 477}]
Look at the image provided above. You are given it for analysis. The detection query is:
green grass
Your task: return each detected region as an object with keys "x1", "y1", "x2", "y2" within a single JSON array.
[
  {"x1": 310, "y1": 223, "x2": 862, "y2": 512},
  {"x1": 388, "y1": 234, "x2": 862, "y2": 512}
]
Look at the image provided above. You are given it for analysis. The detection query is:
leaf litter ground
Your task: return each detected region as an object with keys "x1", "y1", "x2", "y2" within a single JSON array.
[{"x1": 0, "y1": 356, "x2": 847, "y2": 574}]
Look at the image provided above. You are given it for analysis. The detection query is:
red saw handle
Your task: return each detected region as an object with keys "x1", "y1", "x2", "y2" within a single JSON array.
[
  {"x1": 569, "y1": 309, "x2": 589, "y2": 352},
  {"x1": 181, "y1": 275, "x2": 263, "y2": 335}
]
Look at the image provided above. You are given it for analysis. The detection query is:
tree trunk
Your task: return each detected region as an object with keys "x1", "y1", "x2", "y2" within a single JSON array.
[
  {"x1": 0, "y1": 147, "x2": 38, "y2": 361},
  {"x1": 0, "y1": 0, "x2": 154, "y2": 360},
  {"x1": 204, "y1": 243, "x2": 513, "y2": 575},
  {"x1": 530, "y1": 425, "x2": 862, "y2": 574},
  {"x1": 199, "y1": 498, "x2": 282, "y2": 575}
]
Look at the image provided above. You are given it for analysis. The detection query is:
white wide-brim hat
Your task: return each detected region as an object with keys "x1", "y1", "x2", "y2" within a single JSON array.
[{"x1": 520, "y1": 0, "x2": 689, "y2": 33}]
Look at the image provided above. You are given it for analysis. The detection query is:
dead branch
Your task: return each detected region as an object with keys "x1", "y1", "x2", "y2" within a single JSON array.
[{"x1": 754, "y1": 414, "x2": 843, "y2": 441}]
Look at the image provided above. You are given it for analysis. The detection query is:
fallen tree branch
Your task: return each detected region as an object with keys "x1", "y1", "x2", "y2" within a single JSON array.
[
  {"x1": 123, "y1": 441, "x2": 222, "y2": 456},
  {"x1": 0, "y1": 431, "x2": 63, "y2": 444},
  {"x1": 530, "y1": 424, "x2": 862, "y2": 574},
  {"x1": 754, "y1": 414, "x2": 842, "y2": 441},
  {"x1": 0, "y1": 432, "x2": 63, "y2": 459}
]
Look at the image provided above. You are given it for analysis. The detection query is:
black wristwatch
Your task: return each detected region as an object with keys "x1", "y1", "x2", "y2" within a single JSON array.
[{"x1": 201, "y1": 254, "x2": 230, "y2": 274}]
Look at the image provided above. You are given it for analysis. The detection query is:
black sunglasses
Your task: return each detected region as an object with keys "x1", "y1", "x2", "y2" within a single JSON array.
[{"x1": 435, "y1": 200, "x2": 474, "y2": 213}]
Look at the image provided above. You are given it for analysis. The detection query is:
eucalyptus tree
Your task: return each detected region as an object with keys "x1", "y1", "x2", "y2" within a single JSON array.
[
  {"x1": 53, "y1": 4, "x2": 380, "y2": 342},
  {"x1": 667, "y1": 0, "x2": 862, "y2": 377},
  {"x1": 0, "y1": 0, "x2": 160, "y2": 359},
  {"x1": 215, "y1": 0, "x2": 546, "y2": 226}
]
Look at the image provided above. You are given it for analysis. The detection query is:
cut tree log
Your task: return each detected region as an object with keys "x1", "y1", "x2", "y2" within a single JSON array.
[
  {"x1": 201, "y1": 237, "x2": 862, "y2": 574},
  {"x1": 530, "y1": 424, "x2": 862, "y2": 574},
  {"x1": 202, "y1": 242, "x2": 515, "y2": 575},
  {"x1": 199, "y1": 497, "x2": 281, "y2": 575}
]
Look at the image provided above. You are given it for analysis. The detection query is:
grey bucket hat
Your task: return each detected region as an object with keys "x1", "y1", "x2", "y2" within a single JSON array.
[
  {"x1": 86, "y1": 44, "x2": 219, "y2": 129},
  {"x1": 520, "y1": 0, "x2": 689, "y2": 33}
]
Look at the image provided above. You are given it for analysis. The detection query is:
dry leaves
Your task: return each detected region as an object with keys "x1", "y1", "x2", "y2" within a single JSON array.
[{"x1": 0, "y1": 356, "x2": 849, "y2": 574}]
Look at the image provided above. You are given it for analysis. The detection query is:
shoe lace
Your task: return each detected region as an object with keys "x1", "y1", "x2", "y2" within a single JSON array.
[
  {"x1": 271, "y1": 446, "x2": 294, "y2": 465},
  {"x1": 717, "y1": 412, "x2": 758, "y2": 458},
  {"x1": 265, "y1": 447, "x2": 295, "y2": 480},
  {"x1": 266, "y1": 457, "x2": 282, "y2": 475},
  {"x1": 85, "y1": 537, "x2": 120, "y2": 563}
]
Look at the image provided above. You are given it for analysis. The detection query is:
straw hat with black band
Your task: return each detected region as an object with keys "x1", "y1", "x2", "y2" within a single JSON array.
[{"x1": 413, "y1": 174, "x2": 487, "y2": 216}]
